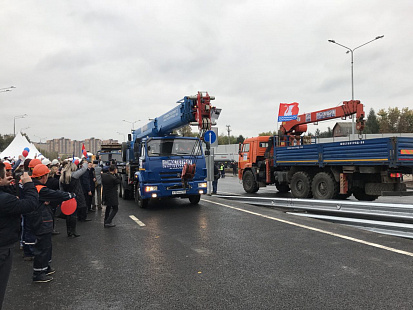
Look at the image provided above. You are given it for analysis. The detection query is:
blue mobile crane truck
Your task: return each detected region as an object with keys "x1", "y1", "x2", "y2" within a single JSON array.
[{"x1": 120, "y1": 92, "x2": 220, "y2": 208}]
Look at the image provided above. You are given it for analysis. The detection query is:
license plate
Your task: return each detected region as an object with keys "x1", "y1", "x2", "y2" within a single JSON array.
[{"x1": 172, "y1": 190, "x2": 186, "y2": 195}]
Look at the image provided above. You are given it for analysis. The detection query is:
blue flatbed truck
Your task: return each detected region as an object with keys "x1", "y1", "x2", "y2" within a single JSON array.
[
  {"x1": 238, "y1": 100, "x2": 413, "y2": 201},
  {"x1": 120, "y1": 92, "x2": 220, "y2": 207}
]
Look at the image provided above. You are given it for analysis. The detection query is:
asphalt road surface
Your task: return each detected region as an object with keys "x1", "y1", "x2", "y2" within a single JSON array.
[{"x1": 4, "y1": 176, "x2": 413, "y2": 309}]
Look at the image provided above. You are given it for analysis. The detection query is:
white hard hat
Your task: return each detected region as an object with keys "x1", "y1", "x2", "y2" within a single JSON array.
[
  {"x1": 51, "y1": 159, "x2": 59, "y2": 166},
  {"x1": 42, "y1": 158, "x2": 51, "y2": 166}
]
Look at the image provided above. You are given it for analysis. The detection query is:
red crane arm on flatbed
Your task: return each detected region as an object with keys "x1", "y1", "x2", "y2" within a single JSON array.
[{"x1": 279, "y1": 100, "x2": 365, "y2": 135}]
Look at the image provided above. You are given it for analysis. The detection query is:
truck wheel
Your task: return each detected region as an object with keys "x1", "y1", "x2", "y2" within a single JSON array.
[
  {"x1": 275, "y1": 182, "x2": 290, "y2": 193},
  {"x1": 243, "y1": 170, "x2": 259, "y2": 193},
  {"x1": 353, "y1": 188, "x2": 378, "y2": 201},
  {"x1": 312, "y1": 172, "x2": 338, "y2": 200},
  {"x1": 290, "y1": 171, "x2": 312, "y2": 198},
  {"x1": 135, "y1": 184, "x2": 149, "y2": 208},
  {"x1": 189, "y1": 195, "x2": 201, "y2": 205}
]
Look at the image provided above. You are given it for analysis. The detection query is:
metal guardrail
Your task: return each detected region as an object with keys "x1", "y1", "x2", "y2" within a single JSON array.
[{"x1": 219, "y1": 195, "x2": 413, "y2": 238}]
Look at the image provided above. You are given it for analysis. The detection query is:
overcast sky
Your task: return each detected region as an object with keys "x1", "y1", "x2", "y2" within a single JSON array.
[{"x1": 1, "y1": 0, "x2": 412, "y2": 143}]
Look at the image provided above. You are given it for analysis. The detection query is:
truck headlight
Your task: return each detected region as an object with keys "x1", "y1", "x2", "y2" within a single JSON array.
[
  {"x1": 198, "y1": 182, "x2": 207, "y2": 188},
  {"x1": 145, "y1": 186, "x2": 158, "y2": 192}
]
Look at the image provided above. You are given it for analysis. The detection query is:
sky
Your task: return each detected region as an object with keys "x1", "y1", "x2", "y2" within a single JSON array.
[{"x1": 1, "y1": 0, "x2": 412, "y2": 143}]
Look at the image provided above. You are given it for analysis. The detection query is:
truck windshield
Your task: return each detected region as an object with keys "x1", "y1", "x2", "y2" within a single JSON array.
[
  {"x1": 147, "y1": 139, "x2": 202, "y2": 157},
  {"x1": 100, "y1": 153, "x2": 122, "y2": 162}
]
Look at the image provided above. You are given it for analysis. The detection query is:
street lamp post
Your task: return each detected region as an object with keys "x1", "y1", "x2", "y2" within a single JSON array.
[
  {"x1": 328, "y1": 35, "x2": 384, "y2": 135},
  {"x1": 122, "y1": 119, "x2": 141, "y2": 130},
  {"x1": 14, "y1": 114, "x2": 27, "y2": 136}
]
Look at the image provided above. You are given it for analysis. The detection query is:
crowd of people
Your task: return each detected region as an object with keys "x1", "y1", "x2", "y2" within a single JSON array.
[{"x1": 0, "y1": 154, "x2": 121, "y2": 308}]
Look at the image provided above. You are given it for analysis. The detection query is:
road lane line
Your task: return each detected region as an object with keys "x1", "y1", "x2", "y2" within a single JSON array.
[
  {"x1": 203, "y1": 199, "x2": 413, "y2": 258},
  {"x1": 129, "y1": 215, "x2": 146, "y2": 227}
]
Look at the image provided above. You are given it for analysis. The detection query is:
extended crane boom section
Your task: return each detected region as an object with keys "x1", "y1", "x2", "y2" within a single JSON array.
[
  {"x1": 133, "y1": 92, "x2": 215, "y2": 140},
  {"x1": 280, "y1": 100, "x2": 365, "y2": 135}
]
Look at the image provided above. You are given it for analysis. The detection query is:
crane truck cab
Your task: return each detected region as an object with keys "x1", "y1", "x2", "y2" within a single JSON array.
[{"x1": 133, "y1": 136, "x2": 207, "y2": 208}]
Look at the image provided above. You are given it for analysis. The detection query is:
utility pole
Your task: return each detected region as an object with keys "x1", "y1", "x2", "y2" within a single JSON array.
[{"x1": 226, "y1": 125, "x2": 231, "y2": 144}]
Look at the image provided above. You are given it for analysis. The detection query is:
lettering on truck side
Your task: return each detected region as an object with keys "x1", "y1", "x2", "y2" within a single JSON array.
[{"x1": 162, "y1": 159, "x2": 193, "y2": 169}]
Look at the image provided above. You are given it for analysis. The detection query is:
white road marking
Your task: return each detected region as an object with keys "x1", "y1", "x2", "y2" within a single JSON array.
[
  {"x1": 203, "y1": 199, "x2": 413, "y2": 258},
  {"x1": 129, "y1": 215, "x2": 146, "y2": 227}
]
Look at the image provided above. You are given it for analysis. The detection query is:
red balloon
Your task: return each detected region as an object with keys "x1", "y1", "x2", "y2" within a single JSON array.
[
  {"x1": 61, "y1": 198, "x2": 77, "y2": 215},
  {"x1": 74, "y1": 159, "x2": 79, "y2": 165},
  {"x1": 22, "y1": 150, "x2": 29, "y2": 157}
]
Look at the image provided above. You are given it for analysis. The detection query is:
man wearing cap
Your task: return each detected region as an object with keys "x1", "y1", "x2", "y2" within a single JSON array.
[
  {"x1": 0, "y1": 162, "x2": 39, "y2": 308},
  {"x1": 21, "y1": 158, "x2": 42, "y2": 261},
  {"x1": 26, "y1": 164, "x2": 75, "y2": 283}
]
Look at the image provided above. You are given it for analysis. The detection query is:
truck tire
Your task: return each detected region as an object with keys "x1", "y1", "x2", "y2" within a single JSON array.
[
  {"x1": 189, "y1": 195, "x2": 201, "y2": 205},
  {"x1": 135, "y1": 185, "x2": 149, "y2": 208},
  {"x1": 243, "y1": 170, "x2": 259, "y2": 193},
  {"x1": 312, "y1": 172, "x2": 339, "y2": 200},
  {"x1": 275, "y1": 182, "x2": 290, "y2": 193},
  {"x1": 353, "y1": 188, "x2": 378, "y2": 201},
  {"x1": 290, "y1": 171, "x2": 312, "y2": 198}
]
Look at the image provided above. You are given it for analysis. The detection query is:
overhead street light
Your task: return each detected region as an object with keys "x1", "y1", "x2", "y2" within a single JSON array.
[
  {"x1": 0, "y1": 86, "x2": 16, "y2": 93},
  {"x1": 117, "y1": 132, "x2": 126, "y2": 142},
  {"x1": 328, "y1": 35, "x2": 384, "y2": 135},
  {"x1": 122, "y1": 119, "x2": 141, "y2": 130},
  {"x1": 14, "y1": 114, "x2": 27, "y2": 137}
]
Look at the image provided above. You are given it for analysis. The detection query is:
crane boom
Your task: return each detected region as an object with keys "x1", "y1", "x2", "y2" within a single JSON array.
[
  {"x1": 279, "y1": 100, "x2": 365, "y2": 135},
  {"x1": 133, "y1": 92, "x2": 216, "y2": 140}
]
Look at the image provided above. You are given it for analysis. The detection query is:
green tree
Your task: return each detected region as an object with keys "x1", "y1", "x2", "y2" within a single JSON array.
[
  {"x1": 316, "y1": 127, "x2": 333, "y2": 138},
  {"x1": 258, "y1": 131, "x2": 277, "y2": 136},
  {"x1": 398, "y1": 108, "x2": 413, "y2": 133},
  {"x1": 377, "y1": 107, "x2": 413, "y2": 133},
  {"x1": 364, "y1": 108, "x2": 380, "y2": 134},
  {"x1": 0, "y1": 134, "x2": 14, "y2": 152},
  {"x1": 236, "y1": 135, "x2": 245, "y2": 144}
]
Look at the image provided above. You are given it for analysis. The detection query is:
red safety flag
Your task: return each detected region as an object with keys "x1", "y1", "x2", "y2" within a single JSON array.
[
  {"x1": 278, "y1": 102, "x2": 299, "y2": 122},
  {"x1": 82, "y1": 143, "x2": 88, "y2": 159}
]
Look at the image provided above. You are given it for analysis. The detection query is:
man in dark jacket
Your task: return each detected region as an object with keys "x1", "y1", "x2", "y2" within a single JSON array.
[
  {"x1": 0, "y1": 162, "x2": 39, "y2": 308},
  {"x1": 101, "y1": 165, "x2": 121, "y2": 228},
  {"x1": 28, "y1": 164, "x2": 75, "y2": 283},
  {"x1": 80, "y1": 159, "x2": 93, "y2": 214}
]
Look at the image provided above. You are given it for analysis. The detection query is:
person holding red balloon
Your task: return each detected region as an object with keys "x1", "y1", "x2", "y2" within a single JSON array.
[
  {"x1": 59, "y1": 160, "x2": 89, "y2": 237},
  {"x1": 26, "y1": 164, "x2": 76, "y2": 283}
]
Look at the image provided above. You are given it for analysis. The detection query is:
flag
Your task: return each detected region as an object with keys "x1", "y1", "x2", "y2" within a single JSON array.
[
  {"x1": 82, "y1": 143, "x2": 88, "y2": 159},
  {"x1": 72, "y1": 152, "x2": 75, "y2": 163},
  {"x1": 278, "y1": 102, "x2": 299, "y2": 122}
]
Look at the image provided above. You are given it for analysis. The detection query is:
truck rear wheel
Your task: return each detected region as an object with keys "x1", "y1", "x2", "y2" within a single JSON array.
[
  {"x1": 353, "y1": 188, "x2": 378, "y2": 201},
  {"x1": 189, "y1": 195, "x2": 201, "y2": 205},
  {"x1": 243, "y1": 170, "x2": 259, "y2": 193},
  {"x1": 290, "y1": 171, "x2": 312, "y2": 198},
  {"x1": 312, "y1": 172, "x2": 338, "y2": 200}
]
